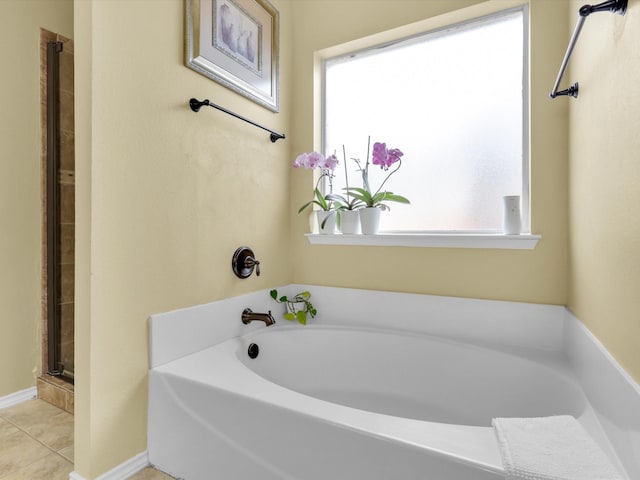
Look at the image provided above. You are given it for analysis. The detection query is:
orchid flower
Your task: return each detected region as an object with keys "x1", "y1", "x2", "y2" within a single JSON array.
[{"x1": 293, "y1": 151, "x2": 339, "y2": 213}]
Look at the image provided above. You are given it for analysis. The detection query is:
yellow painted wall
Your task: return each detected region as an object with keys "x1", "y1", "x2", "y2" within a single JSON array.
[
  {"x1": 0, "y1": 0, "x2": 73, "y2": 397},
  {"x1": 73, "y1": 0, "x2": 292, "y2": 476},
  {"x1": 290, "y1": 0, "x2": 571, "y2": 305},
  {"x1": 568, "y1": 0, "x2": 640, "y2": 382}
]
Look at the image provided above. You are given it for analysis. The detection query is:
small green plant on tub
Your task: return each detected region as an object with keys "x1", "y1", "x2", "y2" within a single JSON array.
[{"x1": 269, "y1": 289, "x2": 317, "y2": 325}]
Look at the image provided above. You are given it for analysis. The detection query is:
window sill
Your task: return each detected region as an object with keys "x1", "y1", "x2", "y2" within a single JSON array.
[{"x1": 305, "y1": 233, "x2": 541, "y2": 250}]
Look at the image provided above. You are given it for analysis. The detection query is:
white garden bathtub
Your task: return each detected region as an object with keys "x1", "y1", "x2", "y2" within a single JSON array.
[{"x1": 148, "y1": 324, "x2": 603, "y2": 480}]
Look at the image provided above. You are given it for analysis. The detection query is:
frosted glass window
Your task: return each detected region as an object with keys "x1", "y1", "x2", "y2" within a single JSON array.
[{"x1": 323, "y1": 8, "x2": 527, "y2": 232}]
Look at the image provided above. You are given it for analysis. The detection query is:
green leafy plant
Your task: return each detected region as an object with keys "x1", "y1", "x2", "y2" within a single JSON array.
[
  {"x1": 270, "y1": 289, "x2": 317, "y2": 325},
  {"x1": 342, "y1": 187, "x2": 409, "y2": 211},
  {"x1": 298, "y1": 187, "x2": 332, "y2": 213},
  {"x1": 325, "y1": 192, "x2": 364, "y2": 211}
]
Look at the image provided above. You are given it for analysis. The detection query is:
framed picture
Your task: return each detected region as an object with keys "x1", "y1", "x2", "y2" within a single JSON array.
[{"x1": 185, "y1": 0, "x2": 280, "y2": 112}]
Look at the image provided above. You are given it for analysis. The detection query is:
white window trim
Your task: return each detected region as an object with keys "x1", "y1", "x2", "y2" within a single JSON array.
[
  {"x1": 314, "y1": 2, "x2": 532, "y2": 243},
  {"x1": 306, "y1": 233, "x2": 541, "y2": 250}
]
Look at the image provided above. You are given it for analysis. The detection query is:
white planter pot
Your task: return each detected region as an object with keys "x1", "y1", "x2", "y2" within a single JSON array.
[
  {"x1": 316, "y1": 210, "x2": 336, "y2": 234},
  {"x1": 340, "y1": 210, "x2": 361, "y2": 234},
  {"x1": 359, "y1": 207, "x2": 381, "y2": 235}
]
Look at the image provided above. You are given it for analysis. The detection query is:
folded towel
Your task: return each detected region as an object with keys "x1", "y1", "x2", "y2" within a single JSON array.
[{"x1": 492, "y1": 415, "x2": 623, "y2": 480}]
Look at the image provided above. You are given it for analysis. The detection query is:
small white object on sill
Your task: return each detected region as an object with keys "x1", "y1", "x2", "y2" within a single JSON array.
[{"x1": 503, "y1": 195, "x2": 522, "y2": 235}]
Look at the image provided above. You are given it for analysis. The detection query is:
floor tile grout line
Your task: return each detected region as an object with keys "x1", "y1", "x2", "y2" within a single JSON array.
[
  {"x1": 0, "y1": 437, "x2": 58, "y2": 479},
  {"x1": 0, "y1": 428, "x2": 74, "y2": 479},
  {"x1": 0, "y1": 399, "x2": 75, "y2": 480},
  {"x1": 54, "y1": 449, "x2": 74, "y2": 466},
  {"x1": 0, "y1": 409, "x2": 74, "y2": 460},
  {"x1": 0, "y1": 407, "x2": 75, "y2": 478},
  {"x1": 0, "y1": 450, "x2": 74, "y2": 480},
  {"x1": 58, "y1": 451, "x2": 74, "y2": 464},
  {"x1": 2, "y1": 421, "x2": 63, "y2": 454}
]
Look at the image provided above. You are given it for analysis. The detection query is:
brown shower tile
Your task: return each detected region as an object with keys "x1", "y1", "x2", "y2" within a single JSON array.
[
  {"x1": 0, "y1": 429, "x2": 52, "y2": 476},
  {"x1": 61, "y1": 303, "x2": 74, "y2": 334},
  {"x1": 60, "y1": 224, "x2": 75, "y2": 264},
  {"x1": 59, "y1": 50, "x2": 74, "y2": 95},
  {"x1": 60, "y1": 130, "x2": 75, "y2": 171},
  {"x1": 40, "y1": 310, "x2": 49, "y2": 384},
  {"x1": 59, "y1": 36, "x2": 73, "y2": 55},
  {"x1": 60, "y1": 184, "x2": 75, "y2": 223},
  {"x1": 60, "y1": 89, "x2": 74, "y2": 134},
  {"x1": 36, "y1": 377, "x2": 74, "y2": 415},
  {"x1": 39, "y1": 76, "x2": 47, "y2": 108},
  {"x1": 65, "y1": 390, "x2": 74, "y2": 415},
  {"x1": 37, "y1": 378, "x2": 67, "y2": 411},
  {"x1": 1, "y1": 452, "x2": 73, "y2": 480},
  {"x1": 60, "y1": 264, "x2": 74, "y2": 303},
  {"x1": 41, "y1": 29, "x2": 57, "y2": 44},
  {"x1": 61, "y1": 340, "x2": 74, "y2": 375},
  {"x1": 37, "y1": 375, "x2": 73, "y2": 394}
]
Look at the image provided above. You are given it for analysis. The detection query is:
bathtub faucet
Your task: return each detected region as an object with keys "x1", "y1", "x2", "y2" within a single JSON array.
[{"x1": 242, "y1": 308, "x2": 276, "y2": 326}]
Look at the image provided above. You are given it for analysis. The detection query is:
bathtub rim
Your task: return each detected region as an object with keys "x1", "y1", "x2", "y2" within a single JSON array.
[{"x1": 148, "y1": 285, "x2": 567, "y2": 369}]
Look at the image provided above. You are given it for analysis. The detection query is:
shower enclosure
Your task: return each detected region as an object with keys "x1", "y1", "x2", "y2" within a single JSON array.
[{"x1": 42, "y1": 30, "x2": 75, "y2": 385}]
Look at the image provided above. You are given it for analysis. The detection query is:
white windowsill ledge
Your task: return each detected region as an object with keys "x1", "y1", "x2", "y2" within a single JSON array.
[{"x1": 305, "y1": 233, "x2": 541, "y2": 250}]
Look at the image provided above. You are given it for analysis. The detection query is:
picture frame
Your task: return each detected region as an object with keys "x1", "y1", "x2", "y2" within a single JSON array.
[{"x1": 185, "y1": 0, "x2": 280, "y2": 112}]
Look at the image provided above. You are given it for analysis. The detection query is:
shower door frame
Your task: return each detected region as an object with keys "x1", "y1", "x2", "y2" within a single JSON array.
[{"x1": 45, "y1": 39, "x2": 71, "y2": 381}]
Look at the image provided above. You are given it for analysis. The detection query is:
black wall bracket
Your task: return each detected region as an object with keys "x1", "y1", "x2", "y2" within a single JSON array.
[{"x1": 549, "y1": 0, "x2": 627, "y2": 99}]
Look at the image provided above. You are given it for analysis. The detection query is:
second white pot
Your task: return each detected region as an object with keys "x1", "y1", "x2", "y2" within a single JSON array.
[
  {"x1": 359, "y1": 207, "x2": 381, "y2": 235},
  {"x1": 340, "y1": 210, "x2": 361, "y2": 234}
]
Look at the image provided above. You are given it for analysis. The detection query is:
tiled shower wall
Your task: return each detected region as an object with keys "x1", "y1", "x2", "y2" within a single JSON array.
[{"x1": 39, "y1": 29, "x2": 74, "y2": 412}]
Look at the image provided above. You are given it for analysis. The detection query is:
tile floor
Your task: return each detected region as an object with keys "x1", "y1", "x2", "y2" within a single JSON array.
[{"x1": 0, "y1": 399, "x2": 174, "y2": 479}]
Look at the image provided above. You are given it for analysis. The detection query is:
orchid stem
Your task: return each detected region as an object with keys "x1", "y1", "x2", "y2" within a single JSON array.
[
  {"x1": 342, "y1": 145, "x2": 350, "y2": 204},
  {"x1": 373, "y1": 158, "x2": 402, "y2": 198},
  {"x1": 363, "y1": 136, "x2": 371, "y2": 193}
]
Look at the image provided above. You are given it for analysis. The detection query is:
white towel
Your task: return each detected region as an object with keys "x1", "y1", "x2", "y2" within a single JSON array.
[{"x1": 492, "y1": 415, "x2": 623, "y2": 480}]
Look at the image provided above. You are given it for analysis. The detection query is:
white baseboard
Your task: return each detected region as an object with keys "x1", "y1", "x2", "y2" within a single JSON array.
[
  {"x1": 69, "y1": 451, "x2": 149, "y2": 480},
  {"x1": 0, "y1": 387, "x2": 37, "y2": 411}
]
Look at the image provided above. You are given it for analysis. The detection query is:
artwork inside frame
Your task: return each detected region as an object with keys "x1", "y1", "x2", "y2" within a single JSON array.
[{"x1": 185, "y1": 0, "x2": 280, "y2": 112}]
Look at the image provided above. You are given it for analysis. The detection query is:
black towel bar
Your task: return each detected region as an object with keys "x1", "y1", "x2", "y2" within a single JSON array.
[
  {"x1": 189, "y1": 98, "x2": 286, "y2": 143},
  {"x1": 549, "y1": 0, "x2": 627, "y2": 99}
]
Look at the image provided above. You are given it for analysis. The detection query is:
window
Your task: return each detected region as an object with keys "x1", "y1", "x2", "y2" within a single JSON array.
[{"x1": 323, "y1": 7, "x2": 528, "y2": 233}]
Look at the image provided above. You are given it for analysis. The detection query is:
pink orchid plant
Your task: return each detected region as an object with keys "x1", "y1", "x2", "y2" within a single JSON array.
[
  {"x1": 293, "y1": 151, "x2": 339, "y2": 213},
  {"x1": 327, "y1": 137, "x2": 410, "y2": 211}
]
